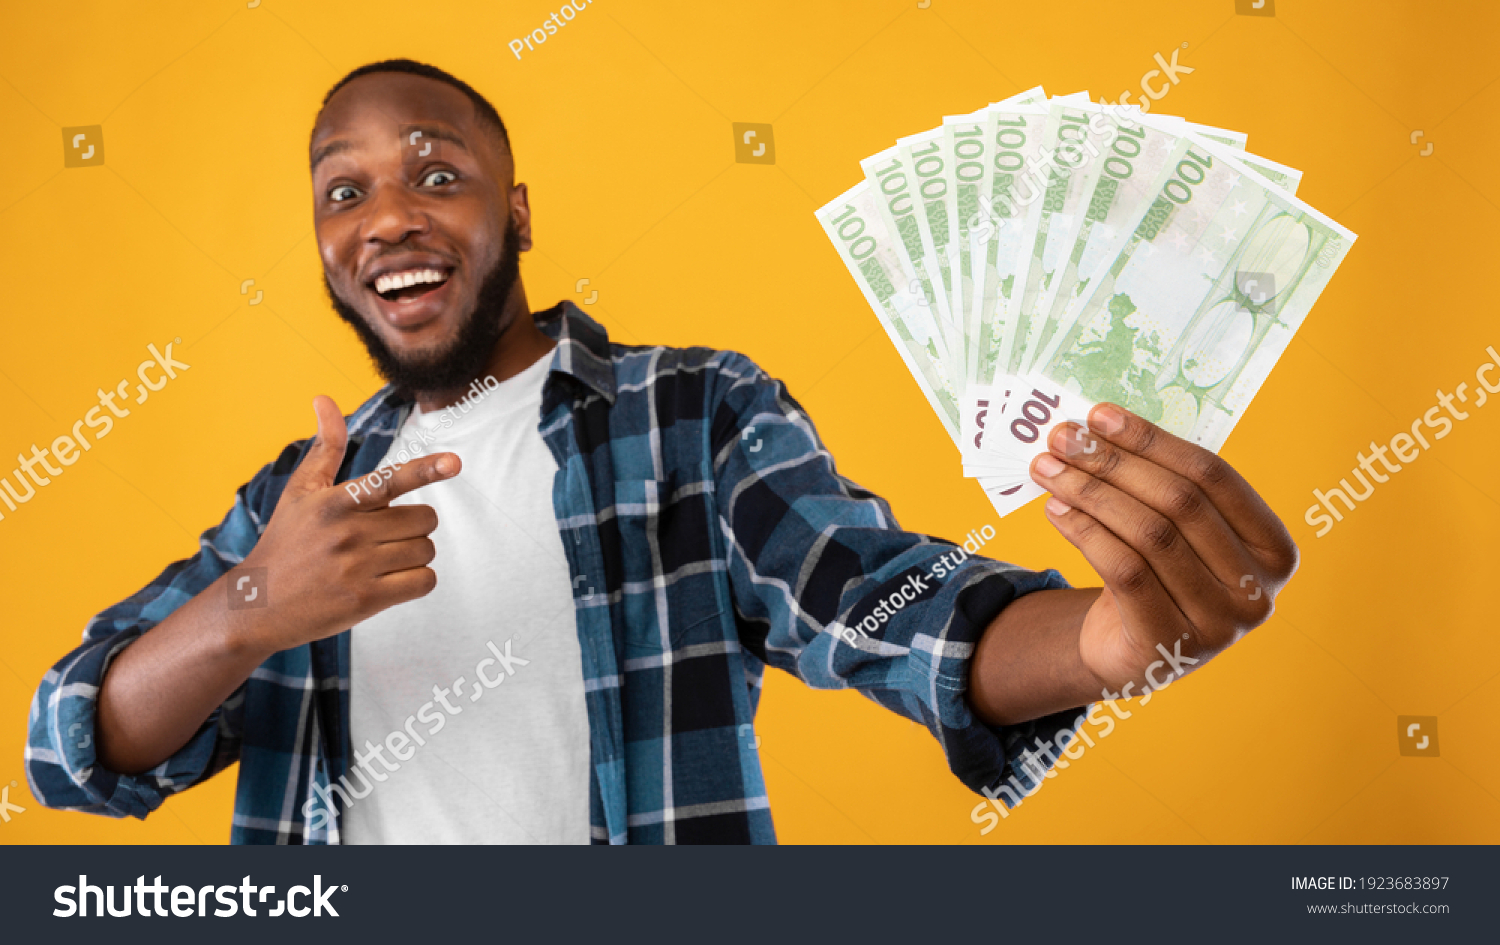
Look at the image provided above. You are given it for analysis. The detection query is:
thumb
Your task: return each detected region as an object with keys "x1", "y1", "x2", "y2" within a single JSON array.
[{"x1": 286, "y1": 395, "x2": 348, "y2": 495}]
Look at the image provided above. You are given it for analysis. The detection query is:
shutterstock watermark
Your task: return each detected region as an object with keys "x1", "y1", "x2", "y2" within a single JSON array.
[
  {"x1": 53, "y1": 875, "x2": 343, "y2": 918},
  {"x1": 0, "y1": 780, "x2": 25, "y2": 823},
  {"x1": 0, "y1": 339, "x2": 189, "y2": 524},
  {"x1": 1304, "y1": 345, "x2": 1500, "y2": 538},
  {"x1": 1106, "y1": 43, "x2": 1195, "y2": 113},
  {"x1": 966, "y1": 102, "x2": 1146, "y2": 246},
  {"x1": 300, "y1": 637, "x2": 530, "y2": 832},
  {"x1": 969, "y1": 635, "x2": 1199, "y2": 833},
  {"x1": 961, "y1": 45, "x2": 1194, "y2": 249}
]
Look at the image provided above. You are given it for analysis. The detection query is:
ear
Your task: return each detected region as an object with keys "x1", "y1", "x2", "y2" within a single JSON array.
[{"x1": 509, "y1": 181, "x2": 533, "y2": 252}]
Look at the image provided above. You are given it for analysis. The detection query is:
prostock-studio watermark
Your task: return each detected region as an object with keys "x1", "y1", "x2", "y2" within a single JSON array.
[
  {"x1": 1305, "y1": 345, "x2": 1500, "y2": 538},
  {"x1": 344, "y1": 374, "x2": 499, "y2": 504},
  {"x1": 509, "y1": 1, "x2": 595, "y2": 59},
  {"x1": 834, "y1": 525, "x2": 997, "y2": 644},
  {"x1": 0, "y1": 340, "x2": 190, "y2": 524}
]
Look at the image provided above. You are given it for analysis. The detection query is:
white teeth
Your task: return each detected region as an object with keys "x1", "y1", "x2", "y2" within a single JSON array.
[{"x1": 373, "y1": 268, "x2": 448, "y2": 296}]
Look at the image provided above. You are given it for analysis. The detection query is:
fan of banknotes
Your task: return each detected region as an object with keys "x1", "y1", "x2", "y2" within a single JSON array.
[{"x1": 817, "y1": 86, "x2": 1356, "y2": 516}]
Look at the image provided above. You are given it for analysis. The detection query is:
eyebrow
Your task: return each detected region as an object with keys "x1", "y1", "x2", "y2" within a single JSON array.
[{"x1": 310, "y1": 124, "x2": 471, "y2": 174}]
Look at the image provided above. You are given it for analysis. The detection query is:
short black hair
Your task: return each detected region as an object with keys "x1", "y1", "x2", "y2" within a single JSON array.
[{"x1": 314, "y1": 58, "x2": 511, "y2": 156}]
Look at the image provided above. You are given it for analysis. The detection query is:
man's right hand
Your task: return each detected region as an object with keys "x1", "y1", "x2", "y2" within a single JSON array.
[
  {"x1": 235, "y1": 395, "x2": 460, "y2": 652},
  {"x1": 93, "y1": 396, "x2": 458, "y2": 775}
]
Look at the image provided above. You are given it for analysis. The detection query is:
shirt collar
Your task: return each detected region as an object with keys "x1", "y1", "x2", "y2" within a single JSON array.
[
  {"x1": 537, "y1": 299, "x2": 617, "y2": 405},
  {"x1": 347, "y1": 300, "x2": 615, "y2": 436}
]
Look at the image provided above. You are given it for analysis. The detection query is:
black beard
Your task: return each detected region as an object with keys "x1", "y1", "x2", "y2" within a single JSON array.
[{"x1": 324, "y1": 217, "x2": 522, "y2": 398}]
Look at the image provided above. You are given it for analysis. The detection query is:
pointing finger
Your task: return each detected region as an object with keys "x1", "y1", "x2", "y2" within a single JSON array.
[{"x1": 341, "y1": 452, "x2": 461, "y2": 509}]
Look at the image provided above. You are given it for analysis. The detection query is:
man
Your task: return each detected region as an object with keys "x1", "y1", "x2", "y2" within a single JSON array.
[{"x1": 26, "y1": 60, "x2": 1296, "y2": 844}]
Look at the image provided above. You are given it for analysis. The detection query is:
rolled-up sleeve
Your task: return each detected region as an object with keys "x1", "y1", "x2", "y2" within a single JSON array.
[
  {"x1": 710, "y1": 352, "x2": 1087, "y2": 801},
  {"x1": 25, "y1": 466, "x2": 277, "y2": 819}
]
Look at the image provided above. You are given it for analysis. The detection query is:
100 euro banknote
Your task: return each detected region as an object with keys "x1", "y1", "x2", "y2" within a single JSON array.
[
  {"x1": 959, "y1": 97, "x2": 1093, "y2": 464},
  {"x1": 937, "y1": 87, "x2": 1049, "y2": 393},
  {"x1": 1018, "y1": 137, "x2": 1356, "y2": 456},
  {"x1": 816, "y1": 179, "x2": 961, "y2": 442}
]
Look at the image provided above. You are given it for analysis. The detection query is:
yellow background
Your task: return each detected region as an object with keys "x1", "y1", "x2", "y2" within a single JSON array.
[{"x1": 2, "y1": 0, "x2": 1497, "y2": 844}]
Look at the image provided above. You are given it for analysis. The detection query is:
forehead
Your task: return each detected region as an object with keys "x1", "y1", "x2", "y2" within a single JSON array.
[{"x1": 311, "y1": 72, "x2": 485, "y2": 168}]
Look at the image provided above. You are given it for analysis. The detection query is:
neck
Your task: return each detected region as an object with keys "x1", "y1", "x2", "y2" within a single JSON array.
[{"x1": 413, "y1": 282, "x2": 554, "y2": 413}]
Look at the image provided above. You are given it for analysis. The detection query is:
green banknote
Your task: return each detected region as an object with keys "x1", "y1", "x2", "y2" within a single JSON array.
[
  {"x1": 859, "y1": 145, "x2": 954, "y2": 377},
  {"x1": 816, "y1": 91, "x2": 1349, "y2": 519},
  {"x1": 1034, "y1": 138, "x2": 1356, "y2": 452},
  {"x1": 1031, "y1": 130, "x2": 1304, "y2": 376},
  {"x1": 1173, "y1": 116, "x2": 1305, "y2": 192},
  {"x1": 960, "y1": 93, "x2": 1095, "y2": 462},
  {"x1": 938, "y1": 87, "x2": 1049, "y2": 394},
  {"x1": 1236, "y1": 149, "x2": 1303, "y2": 194},
  {"x1": 957, "y1": 104, "x2": 1050, "y2": 459},
  {"x1": 1155, "y1": 116, "x2": 1304, "y2": 192},
  {"x1": 893, "y1": 128, "x2": 963, "y2": 383},
  {"x1": 998, "y1": 85, "x2": 1048, "y2": 108},
  {"x1": 816, "y1": 179, "x2": 961, "y2": 442},
  {"x1": 1005, "y1": 99, "x2": 1133, "y2": 378},
  {"x1": 1022, "y1": 109, "x2": 1192, "y2": 375},
  {"x1": 942, "y1": 107, "x2": 991, "y2": 394},
  {"x1": 965, "y1": 104, "x2": 1052, "y2": 389},
  {"x1": 1182, "y1": 121, "x2": 1247, "y2": 151}
]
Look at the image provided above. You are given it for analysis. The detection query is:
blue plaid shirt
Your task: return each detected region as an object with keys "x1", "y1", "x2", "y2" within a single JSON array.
[{"x1": 27, "y1": 301, "x2": 1082, "y2": 843}]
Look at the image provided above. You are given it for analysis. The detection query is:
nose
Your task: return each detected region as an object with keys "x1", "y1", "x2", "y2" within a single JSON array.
[{"x1": 360, "y1": 180, "x2": 429, "y2": 246}]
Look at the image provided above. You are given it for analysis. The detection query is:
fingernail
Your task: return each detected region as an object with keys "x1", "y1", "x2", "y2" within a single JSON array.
[
  {"x1": 1034, "y1": 453, "x2": 1066, "y2": 478},
  {"x1": 435, "y1": 455, "x2": 456, "y2": 476},
  {"x1": 1045, "y1": 496, "x2": 1072, "y2": 516},
  {"x1": 1092, "y1": 404, "x2": 1126, "y2": 435}
]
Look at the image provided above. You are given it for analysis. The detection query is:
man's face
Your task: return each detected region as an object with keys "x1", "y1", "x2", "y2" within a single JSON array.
[{"x1": 310, "y1": 72, "x2": 531, "y2": 392}]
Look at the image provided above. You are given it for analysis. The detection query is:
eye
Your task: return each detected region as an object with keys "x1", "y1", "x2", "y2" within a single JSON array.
[
  {"x1": 329, "y1": 184, "x2": 361, "y2": 203},
  {"x1": 421, "y1": 169, "x2": 457, "y2": 187}
]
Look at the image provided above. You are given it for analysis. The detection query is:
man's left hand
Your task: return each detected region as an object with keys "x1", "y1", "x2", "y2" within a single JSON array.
[{"x1": 1028, "y1": 402, "x2": 1298, "y2": 696}]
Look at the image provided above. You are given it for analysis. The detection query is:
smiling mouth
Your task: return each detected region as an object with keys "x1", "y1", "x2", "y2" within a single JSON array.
[{"x1": 367, "y1": 267, "x2": 454, "y2": 303}]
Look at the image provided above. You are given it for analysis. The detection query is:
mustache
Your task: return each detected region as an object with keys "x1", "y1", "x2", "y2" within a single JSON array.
[
  {"x1": 321, "y1": 217, "x2": 523, "y2": 396},
  {"x1": 359, "y1": 249, "x2": 458, "y2": 282}
]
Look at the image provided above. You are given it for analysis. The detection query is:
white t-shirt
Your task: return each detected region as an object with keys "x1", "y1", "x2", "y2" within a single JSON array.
[{"x1": 342, "y1": 350, "x2": 590, "y2": 844}]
